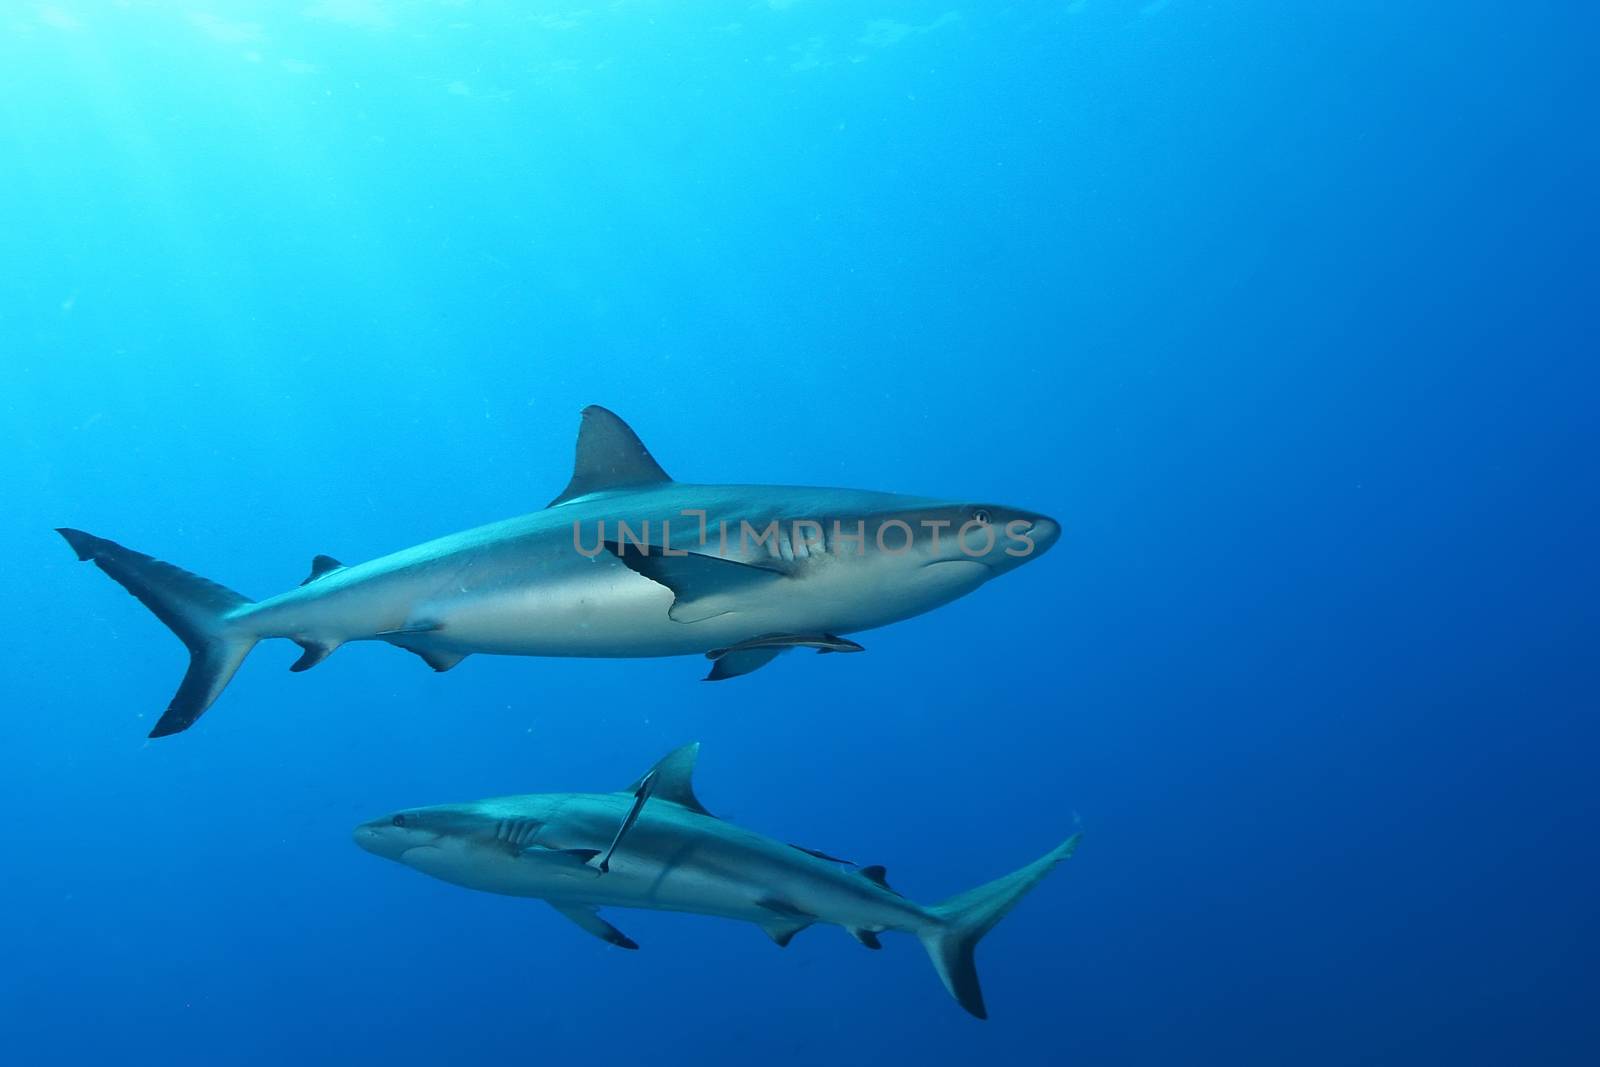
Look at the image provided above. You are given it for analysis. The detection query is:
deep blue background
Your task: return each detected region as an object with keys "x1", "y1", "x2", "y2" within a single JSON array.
[{"x1": 2, "y1": 3, "x2": 1596, "y2": 1064}]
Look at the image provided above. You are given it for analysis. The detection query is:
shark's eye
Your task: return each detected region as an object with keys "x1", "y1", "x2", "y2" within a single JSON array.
[
  {"x1": 392, "y1": 814, "x2": 408, "y2": 828},
  {"x1": 972, "y1": 508, "x2": 993, "y2": 525}
]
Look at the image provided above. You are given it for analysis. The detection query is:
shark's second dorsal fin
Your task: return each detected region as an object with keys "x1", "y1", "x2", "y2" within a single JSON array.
[
  {"x1": 548, "y1": 405, "x2": 671, "y2": 507},
  {"x1": 300, "y1": 555, "x2": 345, "y2": 586},
  {"x1": 627, "y1": 742, "x2": 713, "y2": 818},
  {"x1": 860, "y1": 864, "x2": 902, "y2": 897}
]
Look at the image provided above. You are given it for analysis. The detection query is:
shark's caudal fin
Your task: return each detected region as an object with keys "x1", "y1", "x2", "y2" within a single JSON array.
[
  {"x1": 57, "y1": 528, "x2": 257, "y2": 738},
  {"x1": 919, "y1": 833, "x2": 1082, "y2": 1020}
]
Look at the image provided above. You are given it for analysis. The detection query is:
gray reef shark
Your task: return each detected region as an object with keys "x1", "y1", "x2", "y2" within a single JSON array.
[
  {"x1": 58, "y1": 405, "x2": 1060, "y2": 736},
  {"x1": 354, "y1": 742, "x2": 1082, "y2": 1019}
]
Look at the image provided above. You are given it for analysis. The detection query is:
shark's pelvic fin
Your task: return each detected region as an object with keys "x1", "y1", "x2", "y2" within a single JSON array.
[
  {"x1": 299, "y1": 555, "x2": 345, "y2": 586},
  {"x1": 756, "y1": 898, "x2": 816, "y2": 948},
  {"x1": 381, "y1": 631, "x2": 469, "y2": 672},
  {"x1": 598, "y1": 769, "x2": 657, "y2": 873},
  {"x1": 289, "y1": 639, "x2": 337, "y2": 672},
  {"x1": 56, "y1": 528, "x2": 258, "y2": 738},
  {"x1": 627, "y1": 742, "x2": 714, "y2": 817},
  {"x1": 550, "y1": 903, "x2": 639, "y2": 950},
  {"x1": 410, "y1": 646, "x2": 468, "y2": 672},
  {"x1": 920, "y1": 833, "x2": 1083, "y2": 1020},
  {"x1": 548, "y1": 405, "x2": 672, "y2": 507}
]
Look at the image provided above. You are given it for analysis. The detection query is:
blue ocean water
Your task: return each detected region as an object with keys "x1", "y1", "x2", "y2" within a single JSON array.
[{"x1": 3, "y1": 2, "x2": 1596, "y2": 1063}]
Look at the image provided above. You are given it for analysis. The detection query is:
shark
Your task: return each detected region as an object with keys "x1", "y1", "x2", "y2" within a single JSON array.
[
  {"x1": 353, "y1": 743, "x2": 1082, "y2": 1019},
  {"x1": 58, "y1": 405, "x2": 1060, "y2": 736}
]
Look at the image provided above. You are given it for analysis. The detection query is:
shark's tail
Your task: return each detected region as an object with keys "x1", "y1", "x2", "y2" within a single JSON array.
[
  {"x1": 919, "y1": 833, "x2": 1082, "y2": 1020},
  {"x1": 57, "y1": 528, "x2": 258, "y2": 738}
]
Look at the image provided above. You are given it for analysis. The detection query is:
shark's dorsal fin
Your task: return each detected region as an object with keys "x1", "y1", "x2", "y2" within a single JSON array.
[
  {"x1": 548, "y1": 405, "x2": 671, "y2": 507},
  {"x1": 300, "y1": 554, "x2": 345, "y2": 586},
  {"x1": 627, "y1": 742, "x2": 713, "y2": 817}
]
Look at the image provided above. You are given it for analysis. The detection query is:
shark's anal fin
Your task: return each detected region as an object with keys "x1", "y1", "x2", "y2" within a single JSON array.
[
  {"x1": 548, "y1": 405, "x2": 672, "y2": 508},
  {"x1": 756, "y1": 898, "x2": 816, "y2": 948},
  {"x1": 605, "y1": 542, "x2": 785, "y2": 624},
  {"x1": 549, "y1": 903, "x2": 639, "y2": 950},
  {"x1": 598, "y1": 769, "x2": 656, "y2": 873},
  {"x1": 851, "y1": 929, "x2": 883, "y2": 950},
  {"x1": 299, "y1": 555, "x2": 346, "y2": 586},
  {"x1": 626, "y1": 742, "x2": 714, "y2": 818},
  {"x1": 289, "y1": 639, "x2": 337, "y2": 672}
]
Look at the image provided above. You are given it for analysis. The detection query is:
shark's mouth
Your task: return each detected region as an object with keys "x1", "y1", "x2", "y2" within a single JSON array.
[
  {"x1": 920, "y1": 559, "x2": 994, "y2": 576},
  {"x1": 400, "y1": 845, "x2": 444, "y2": 864},
  {"x1": 915, "y1": 559, "x2": 994, "y2": 598}
]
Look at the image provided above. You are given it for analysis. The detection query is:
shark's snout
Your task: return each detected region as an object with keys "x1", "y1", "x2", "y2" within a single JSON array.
[
  {"x1": 1027, "y1": 515, "x2": 1061, "y2": 556},
  {"x1": 978, "y1": 511, "x2": 1059, "y2": 573},
  {"x1": 353, "y1": 822, "x2": 386, "y2": 853},
  {"x1": 353, "y1": 817, "x2": 422, "y2": 862}
]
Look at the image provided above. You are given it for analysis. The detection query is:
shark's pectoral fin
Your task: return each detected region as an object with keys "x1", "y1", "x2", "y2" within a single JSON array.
[
  {"x1": 703, "y1": 646, "x2": 784, "y2": 681},
  {"x1": 299, "y1": 555, "x2": 345, "y2": 586},
  {"x1": 756, "y1": 898, "x2": 816, "y2": 948},
  {"x1": 605, "y1": 542, "x2": 785, "y2": 623},
  {"x1": 289, "y1": 639, "x2": 338, "y2": 673},
  {"x1": 850, "y1": 928, "x2": 883, "y2": 950},
  {"x1": 550, "y1": 903, "x2": 639, "y2": 950}
]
